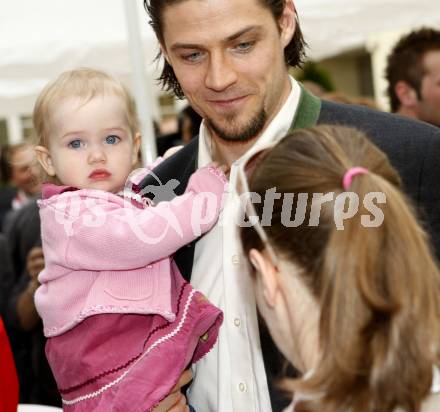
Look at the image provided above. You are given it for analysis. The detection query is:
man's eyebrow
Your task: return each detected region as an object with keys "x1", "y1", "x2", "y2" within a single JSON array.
[
  {"x1": 225, "y1": 25, "x2": 262, "y2": 43},
  {"x1": 170, "y1": 42, "x2": 201, "y2": 52},
  {"x1": 170, "y1": 25, "x2": 262, "y2": 51}
]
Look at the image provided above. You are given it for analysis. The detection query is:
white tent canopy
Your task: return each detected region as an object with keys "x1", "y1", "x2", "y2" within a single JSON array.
[
  {"x1": 296, "y1": 0, "x2": 440, "y2": 61},
  {"x1": 0, "y1": 0, "x2": 163, "y2": 160},
  {"x1": 2, "y1": 0, "x2": 440, "y2": 103},
  {"x1": 1, "y1": 0, "x2": 440, "y2": 142},
  {"x1": 0, "y1": 0, "x2": 162, "y2": 114}
]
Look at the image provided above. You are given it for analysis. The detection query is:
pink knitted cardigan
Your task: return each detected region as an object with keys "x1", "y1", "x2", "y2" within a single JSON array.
[{"x1": 35, "y1": 166, "x2": 226, "y2": 337}]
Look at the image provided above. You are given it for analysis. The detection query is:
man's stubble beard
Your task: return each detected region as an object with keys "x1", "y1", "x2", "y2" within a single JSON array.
[{"x1": 206, "y1": 109, "x2": 267, "y2": 143}]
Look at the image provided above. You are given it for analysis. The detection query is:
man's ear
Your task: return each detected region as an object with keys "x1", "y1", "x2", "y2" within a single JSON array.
[
  {"x1": 395, "y1": 81, "x2": 419, "y2": 108},
  {"x1": 132, "y1": 133, "x2": 141, "y2": 165},
  {"x1": 34, "y1": 146, "x2": 56, "y2": 176},
  {"x1": 249, "y1": 248, "x2": 280, "y2": 308},
  {"x1": 279, "y1": 0, "x2": 296, "y2": 48}
]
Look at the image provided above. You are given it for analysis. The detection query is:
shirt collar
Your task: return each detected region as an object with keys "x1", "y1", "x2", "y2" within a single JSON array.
[
  {"x1": 432, "y1": 366, "x2": 440, "y2": 393},
  {"x1": 198, "y1": 76, "x2": 301, "y2": 167}
]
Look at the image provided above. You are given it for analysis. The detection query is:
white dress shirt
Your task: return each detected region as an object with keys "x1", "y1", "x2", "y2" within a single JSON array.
[{"x1": 187, "y1": 77, "x2": 301, "y2": 412}]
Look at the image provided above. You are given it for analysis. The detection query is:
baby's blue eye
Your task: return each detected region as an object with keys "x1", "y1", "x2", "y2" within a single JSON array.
[
  {"x1": 68, "y1": 139, "x2": 82, "y2": 149},
  {"x1": 105, "y1": 135, "x2": 120, "y2": 145}
]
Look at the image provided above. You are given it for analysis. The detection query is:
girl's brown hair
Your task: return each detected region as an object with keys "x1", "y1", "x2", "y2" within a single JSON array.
[{"x1": 241, "y1": 125, "x2": 440, "y2": 412}]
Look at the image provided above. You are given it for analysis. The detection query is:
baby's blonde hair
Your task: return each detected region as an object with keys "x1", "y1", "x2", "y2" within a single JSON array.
[{"x1": 33, "y1": 68, "x2": 140, "y2": 148}]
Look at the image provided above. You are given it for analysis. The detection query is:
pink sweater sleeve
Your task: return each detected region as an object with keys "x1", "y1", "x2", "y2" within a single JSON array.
[{"x1": 63, "y1": 166, "x2": 227, "y2": 271}]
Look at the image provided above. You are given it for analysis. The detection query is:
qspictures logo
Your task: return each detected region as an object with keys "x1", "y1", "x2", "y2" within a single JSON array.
[
  {"x1": 49, "y1": 173, "x2": 386, "y2": 243},
  {"x1": 236, "y1": 189, "x2": 386, "y2": 230}
]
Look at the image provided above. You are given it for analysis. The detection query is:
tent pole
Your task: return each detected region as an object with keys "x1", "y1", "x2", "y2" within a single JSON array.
[
  {"x1": 123, "y1": 0, "x2": 157, "y2": 165},
  {"x1": 7, "y1": 116, "x2": 23, "y2": 144}
]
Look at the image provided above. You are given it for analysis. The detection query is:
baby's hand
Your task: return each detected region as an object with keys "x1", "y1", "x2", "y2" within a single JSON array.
[
  {"x1": 185, "y1": 164, "x2": 229, "y2": 234},
  {"x1": 208, "y1": 162, "x2": 230, "y2": 180},
  {"x1": 186, "y1": 164, "x2": 228, "y2": 194},
  {"x1": 205, "y1": 162, "x2": 229, "y2": 184}
]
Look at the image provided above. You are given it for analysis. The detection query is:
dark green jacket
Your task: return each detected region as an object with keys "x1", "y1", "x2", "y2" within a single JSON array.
[{"x1": 140, "y1": 89, "x2": 440, "y2": 411}]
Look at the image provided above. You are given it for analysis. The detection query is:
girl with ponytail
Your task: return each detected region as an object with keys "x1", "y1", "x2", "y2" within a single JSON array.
[{"x1": 239, "y1": 125, "x2": 440, "y2": 412}]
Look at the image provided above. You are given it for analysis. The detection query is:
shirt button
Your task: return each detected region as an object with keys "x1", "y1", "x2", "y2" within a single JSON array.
[
  {"x1": 234, "y1": 318, "x2": 241, "y2": 327},
  {"x1": 231, "y1": 255, "x2": 240, "y2": 265},
  {"x1": 238, "y1": 382, "x2": 247, "y2": 392}
]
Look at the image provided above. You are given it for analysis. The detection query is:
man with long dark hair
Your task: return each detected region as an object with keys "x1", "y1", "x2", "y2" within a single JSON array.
[{"x1": 142, "y1": 1, "x2": 440, "y2": 411}]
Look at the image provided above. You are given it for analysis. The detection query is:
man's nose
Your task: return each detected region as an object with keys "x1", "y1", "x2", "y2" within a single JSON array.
[{"x1": 204, "y1": 51, "x2": 238, "y2": 92}]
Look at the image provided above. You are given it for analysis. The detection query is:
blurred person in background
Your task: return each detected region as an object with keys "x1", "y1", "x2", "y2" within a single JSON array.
[
  {"x1": 0, "y1": 146, "x2": 19, "y2": 231},
  {"x1": 0, "y1": 143, "x2": 41, "y2": 231},
  {"x1": 386, "y1": 27, "x2": 440, "y2": 127},
  {"x1": 156, "y1": 105, "x2": 203, "y2": 155},
  {"x1": 3, "y1": 143, "x2": 41, "y2": 207},
  {"x1": 2, "y1": 196, "x2": 60, "y2": 406},
  {"x1": 180, "y1": 105, "x2": 203, "y2": 144},
  {"x1": 0, "y1": 142, "x2": 57, "y2": 405},
  {"x1": 0, "y1": 234, "x2": 14, "y2": 319},
  {"x1": 0, "y1": 142, "x2": 52, "y2": 404}
]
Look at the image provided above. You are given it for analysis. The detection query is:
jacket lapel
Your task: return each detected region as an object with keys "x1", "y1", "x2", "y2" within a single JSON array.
[{"x1": 289, "y1": 84, "x2": 322, "y2": 132}]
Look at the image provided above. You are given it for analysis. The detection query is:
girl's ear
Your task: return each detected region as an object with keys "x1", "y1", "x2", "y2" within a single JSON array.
[
  {"x1": 34, "y1": 146, "x2": 56, "y2": 176},
  {"x1": 132, "y1": 133, "x2": 141, "y2": 165},
  {"x1": 249, "y1": 248, "x2": 280, "y2": 308}
]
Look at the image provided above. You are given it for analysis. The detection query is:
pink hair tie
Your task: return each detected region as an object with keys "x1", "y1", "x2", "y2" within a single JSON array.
[{"x1": 342, "y1": 167, "x2": 368, "y2": 190}]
